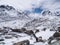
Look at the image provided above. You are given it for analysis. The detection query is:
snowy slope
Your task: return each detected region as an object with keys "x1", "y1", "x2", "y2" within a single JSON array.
[
  {"x1": 0, "y1": 5, "x2": 33, "y2": 28},
  {"x1": 0, "y1": 6, "x2": 60, "y2": 30},
  {"x1": 0, "y1": 0, "x2": 60, "y2": 45},
  {"x1": 24, "y1": 14, "x2": 60, "y2": 30}
]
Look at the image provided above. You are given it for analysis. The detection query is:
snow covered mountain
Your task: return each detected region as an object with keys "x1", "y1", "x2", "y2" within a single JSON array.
[
  {"x1": 0, "y1": 0, "x2": 60, "y2": 45},
  {"x1": 0, "y1": 5, "x2": 31, "y2": 21},
  {"x1": 0, "y1": 4, "x2": 60, "y2": 30},
  {"x1": 0, "y1": 5, "x2": 32, "y2": 28},
  {"x1": 24, "y1": 10, "x2": 60, "y2": 30}
]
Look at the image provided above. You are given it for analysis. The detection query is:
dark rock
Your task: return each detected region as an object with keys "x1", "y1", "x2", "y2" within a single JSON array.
[
  {"x1": 57, "y1": 27, "x2": 60, "y2": 32},
  {"x1": 48, "y1": 36, "x2": 54, "y2": 44},
  {"x1": 0, "y1": 39, "x2": 4, "y2": 41},
  {"x1": 42, "y1": 28, "x2": 46, "y2": 31},
  {"x1": 0, "y1": 5, "x2": 15, "y2": 11},
  {"x1": 20, "y1": 28, "x2": 26, "y2": 32},
  {"x1": 53, "y1": 32, "x2": 60, "y2": 37},
  {"x1": 42, "y1": 10, "x2": 52, "y2": 16},
  {"x1": 6, "y1": 5, "x2": 15, "y2": 10},
  {"x1": 10, "y1": 28, "x2": 22, "y2": 33},
  {"x1": 50, "y1": 29, "x2": 54, "y2": 31},
  {"x1": 13, "y1": 40, "x2": 30, "y2": 45},
  {"x1": 0, "y1": 5, "x2": 5, "y2": 8},
  {"x1": 5, "y1": 35, "x2": 12, "y2": 39},
  {"x1": 37, "y1": 36, "x2": 45, "y2": 42},
  {"x1": 10, "y1": 28, "x2": 27, "y2": 33},
  {"x1": 24, "y1": 30, "x2": 34, "y2": 35},
  {"x1": 48, "y1": 32, "x2": 60, "y2": 44},
  {"x1": 35, "y1": 29, "x2": 39, "y2": 33},
  {"x1": 24, "y1": 30, "x2": 39, "y2": 42},
  {"x1": 0, "y1": 29, "x2": 3, "y2": 32}
]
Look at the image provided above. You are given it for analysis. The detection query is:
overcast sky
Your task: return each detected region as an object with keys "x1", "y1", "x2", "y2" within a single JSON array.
[{"x1": 0, "y1": 0, "x2": 60, "y2": 12}]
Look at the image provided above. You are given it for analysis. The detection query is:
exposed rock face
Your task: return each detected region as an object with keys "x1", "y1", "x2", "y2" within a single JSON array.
[
  {"x1": 49, "y1": 40, "x2": 60, "y2": 45},
  {"x1": 5, "y1": 35, "x2": 12, "y2": 39},
  {"x1": 48, "y1": 32, "x2": 60, "y2": 44},
  {"x1": 53, "y1": 32, "x2": 60, "y2": 37},
  {"x1": 37, "y1": 36, "x2": 45, "y2": 42},
  {"x1": 57, "y1": 27, "x2": 60, "y2": 32},
  {"x1": 24, "y1": 30, "x2": 34, "y2": 35},
  {"x1": 0, "y1": 38, "x2": 4, "y2": 41},
  {"x1": 11, "y1": 28, "x2": 22, "y2": 33},
  {"x1": 0, "y1": 5, "x2": 15, "y2": 11},
  {"x1": 42, "y1": 10, "x2": 52, "y2": 16},
  {"x1": 35, "y1": 29, "x2": 39, "y2": 33},
  {"x1": 13, "y1": 40, "x2": 30, "y2": 45}
]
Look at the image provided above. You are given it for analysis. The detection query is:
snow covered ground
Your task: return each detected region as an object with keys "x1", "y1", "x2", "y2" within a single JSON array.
[
  {"x1": 0, "y1": 0, "x2": 60, "y2": 45},
  {"x1": 36, "y1": 29, "x2": 55, "y2": 40},
  {"x1": 0, "y1": 28, "x2": 56, "y2": 45}
]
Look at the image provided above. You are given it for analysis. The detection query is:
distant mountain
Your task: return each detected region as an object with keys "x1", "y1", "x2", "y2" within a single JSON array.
[
  {"x1": 41, "y1": 9, "x2": 60, "y2": 16},
  {"x1": 0, "y1": 5, "x2": 31, "y2": 22},
  {"x1": 24, "y1": 9, "x2": 60, "y2": 30},
  {"x1": 41, "y1": 10, "x2": 52, "y2": 16},
  {"x1": 0, "y1": 5, "x2": 32, "y2": 28},
  {"x1": 0, "y1": 5, "x2": 60, "y2": 30},
  {"x1": 54, "y1": 9, "x2": 60, "y2": 16}
]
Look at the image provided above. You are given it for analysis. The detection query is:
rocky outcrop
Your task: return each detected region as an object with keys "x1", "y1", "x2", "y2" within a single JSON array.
[{"x1": 13, "y1": 40, "x2": 30, "y2": 45}]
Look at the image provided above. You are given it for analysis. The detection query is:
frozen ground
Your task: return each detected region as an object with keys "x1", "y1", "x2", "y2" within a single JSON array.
[
  {"x1": 0, "y1": 0, "x2": 60, "y2": 45},
  {"x1": 36, "y1": 29, "x2": 55, "y2": 40},
  {"x1": 0, "y1": 28, "x2": 56, "y2": 45}
]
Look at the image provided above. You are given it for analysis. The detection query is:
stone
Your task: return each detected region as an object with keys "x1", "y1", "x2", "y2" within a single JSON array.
[
  {"x1": 5, "y1": 35, "x2": 12, "y2": 39},
  {"x1": 13, "y1": 40, "x2": 30, "y2": 45},
  {"x1": 0, "y1": 38, "x2": 4, "y2": 41}
]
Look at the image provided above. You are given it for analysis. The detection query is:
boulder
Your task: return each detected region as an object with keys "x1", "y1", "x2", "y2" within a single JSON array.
[
  {"x1": 0, "y1": 38, "x2": 4, "y2": 41},
  {"x1": 13, "y1": 40, "x2": 30, "y2": 45},
  {"x1": 35, "y1": 29, "x2": 39, "y2": 33},
  {"x1": 5, "y1": 35, "x2": 12, "y2": 39},
  {"x1": 57, "y1": 27, "x2": 60, "y2": 32}
]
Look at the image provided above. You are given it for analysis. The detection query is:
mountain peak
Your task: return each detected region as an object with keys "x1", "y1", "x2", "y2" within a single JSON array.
[{"x1": 0, "y1": 5, "x2": 15, "y2": 11}]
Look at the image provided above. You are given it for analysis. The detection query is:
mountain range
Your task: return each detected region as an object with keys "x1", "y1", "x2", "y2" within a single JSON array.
[{"x1": 0, "y1": 5, "x2": 60, "y2": 30}]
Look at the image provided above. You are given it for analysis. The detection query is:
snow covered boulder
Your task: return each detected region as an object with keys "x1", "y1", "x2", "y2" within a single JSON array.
[
  {"x1": 49, "y1": 40, "x2": 60, "y2": 45},
  {"x1": 48, "y1": 32, "x2": 60, "y2": 44}
]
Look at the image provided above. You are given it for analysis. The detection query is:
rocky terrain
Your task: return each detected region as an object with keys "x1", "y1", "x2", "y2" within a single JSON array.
[{"x1": 0, "y1": 4, "x2": 60, "y2": 45}]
